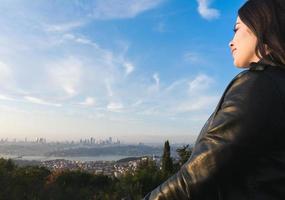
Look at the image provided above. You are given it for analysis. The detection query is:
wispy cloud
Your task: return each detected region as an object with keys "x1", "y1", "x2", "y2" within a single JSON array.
[
  {"x1": 79, "y1": 97, "x2": 96, "y2": 106},
  {"x1": 0, "y1": 94, "x2": 15, "y2": 101},
  {"x1": 175, "y1": 95, "x2": 219, "y2": 112},
  {"x1": 140, "y1": 106, "x2": 162, "y2": 116},
  {"x1": 91, "y1": 0, "x2": 164, "y2": 20},
  {"x1": 107, "y1": 102, "x2": 124, "y2": 112},
  {"x1": 134, "y1": 73, "x2": 219, "y2": 119},
  {"x1": 0, "y1": 61, "x2": 13, "y2": 86},
  {"x1": 184, "y1": 52, "x2": 201, "y2": 63},
  {"x1": 197, "y1": 0, "x2": 220, "y2": 20},
  {"x1": 131, "y1": 99, "x2": 143, "y2": 107},
  {"x1": 24, "y1": 96, "x2": 61, "y2": 107},
  {"x1": 188, "y1": 74, "x2": 214, "y2": 94},
  {"x1": 47, "y1": 57, "x2": 82, "y2": 97},
  {"x1": 165, "y1": 79, "x2": 187, "y2": 93},
  {"x1": 62, "y1": 34, "x2": 100, "y2": 48},
  {"x1": 153, "y1": 73, "x2": 160, "y2": 87},
  {"x1": 147, "y1": 73, "x2": 160, "y2": 94},
  {"x1": 123, "y1": 62, "x2": 134, "y2": 75},
  {"x1": 44, "y1": 21, "x2": 87, "y2": 33},
  {"x1": 105, "y1": 79, "x2": 114, "y2": 97}
]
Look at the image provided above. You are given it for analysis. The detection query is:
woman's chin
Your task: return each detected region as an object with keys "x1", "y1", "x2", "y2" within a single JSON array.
[
  {"x1": 233, "y1": 59, "x2": 248, "y2": 68},
  {"x1": 233, "y1": 60, "x2": 242, "y2": 68}
]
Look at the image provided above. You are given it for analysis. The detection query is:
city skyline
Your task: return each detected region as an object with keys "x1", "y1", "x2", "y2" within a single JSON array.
[
  {"x1": 0, "y1": 136, "x2": 121, "y2": 144},
  {"x1": 0, "y1": 0, "x2": 245, "y2": 143}
]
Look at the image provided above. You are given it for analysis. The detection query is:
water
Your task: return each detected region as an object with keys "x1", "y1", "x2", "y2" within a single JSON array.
[{"x1": 0, "y1": 154, "x2": 132, "y2": 162}]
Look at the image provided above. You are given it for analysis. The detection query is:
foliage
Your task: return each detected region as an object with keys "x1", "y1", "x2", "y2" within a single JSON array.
[
  {"x1": 161, "y1": 140, "x2": 173, "y2": 177},
  {"x1": 176, "y1": 144, "x2": 192, "y2": 166},
  {"x1": 45, "y1": 170, "x2": 113, "y2": 200},
  {"x1": 0, "y1": 141, "x2": 191, "y2": 199},
  {"x1": 116, "y1": 158, "x2": 166, "y2": 199},
  {"x1": 0, "y1": 158, "x2": 50, "y2": 200}
]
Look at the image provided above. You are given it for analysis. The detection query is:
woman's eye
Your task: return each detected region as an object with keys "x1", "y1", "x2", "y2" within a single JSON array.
[{"x1": 233, "y1": 28, "x2": 238, "y2": 33}]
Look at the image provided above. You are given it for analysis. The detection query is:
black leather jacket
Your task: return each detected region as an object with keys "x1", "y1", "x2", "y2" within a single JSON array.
[{"x1": 143, "y1": 60, "x2": 285, "y2": 200}]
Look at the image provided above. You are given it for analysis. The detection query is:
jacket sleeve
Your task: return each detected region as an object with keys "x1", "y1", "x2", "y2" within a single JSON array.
[{"x1": 143, "y1": 70, "x2": 281, "y2": 200}]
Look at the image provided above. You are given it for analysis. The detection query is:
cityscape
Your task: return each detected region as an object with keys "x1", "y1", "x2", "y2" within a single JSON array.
[
  {"x1": 0, "y1": 136, "x2": 183, "y2": 180},
  {"x1": 11, "y1": 154, "x2": 163, "y2": 179},
  {"x1": 0, "y1": 137, "x2": 121, "y2": 145}
]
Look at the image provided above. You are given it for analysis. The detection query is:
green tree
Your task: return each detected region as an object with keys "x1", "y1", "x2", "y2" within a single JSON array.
[
  {"x1": 0, "y1": 158, "x2": 16, "y2": 199},
  {"x1": 176, "y1": 144, "x2": 192, "y2": 166},
  {"x1": 0, "y1": 158, "x2": 16, "y2": 172},
  {"x1": 10, "y1": 166, "x2": 50, "y2": 200},
  {"x1": 161, "y1": 140, "x2": 173, "y2": 176},
  {"x1": 45, "y1": 170, "x2": 113, "y2": 200},
  {"x1": 116, "y1": 157, "x2": 164, "y2": 200}
]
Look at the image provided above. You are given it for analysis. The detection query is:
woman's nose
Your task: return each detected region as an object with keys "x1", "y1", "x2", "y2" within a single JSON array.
[{"x1": 229, "y1": 41, "x2": 234, "y2": 48}]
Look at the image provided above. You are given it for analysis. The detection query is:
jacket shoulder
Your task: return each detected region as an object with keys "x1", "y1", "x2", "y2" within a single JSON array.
[
  {"x1": 229, "y1": 69, "x2": 270, "y2": 96},
  {"x1": 249, "y1": 63, "x2": 267, "y2": 71},
  {"x1": 233, "y1": 65, "x2": 269, "y2": 83}
]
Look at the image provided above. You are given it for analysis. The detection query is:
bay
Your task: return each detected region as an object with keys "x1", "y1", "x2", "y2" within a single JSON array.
[{"x1": 0, "y1": 154, "x2": 131, "y2": 162}]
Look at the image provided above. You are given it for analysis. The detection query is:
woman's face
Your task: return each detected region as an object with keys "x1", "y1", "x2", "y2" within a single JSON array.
[{"x1": 229, "y1": 16, "x2": 260, "y2": 68}]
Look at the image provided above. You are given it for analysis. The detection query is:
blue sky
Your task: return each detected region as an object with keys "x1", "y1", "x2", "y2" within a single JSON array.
[{"x1": 0, "y1": 0, "x2": 246, "y2": 144}]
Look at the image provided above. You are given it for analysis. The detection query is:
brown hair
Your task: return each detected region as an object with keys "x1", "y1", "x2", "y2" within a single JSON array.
[{"x1": 238, "y1": 0, "x2": 285, "y2": 65}]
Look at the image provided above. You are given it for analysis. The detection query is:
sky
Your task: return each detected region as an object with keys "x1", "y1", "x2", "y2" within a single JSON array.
[{"x1": 0, "y1": 0, "x2": 246, "y2": 144}]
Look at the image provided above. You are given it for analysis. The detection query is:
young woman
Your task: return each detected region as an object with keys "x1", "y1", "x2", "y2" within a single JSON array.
[{"x1": 144, "y1": 0, "x2": 285, "y2": 199}]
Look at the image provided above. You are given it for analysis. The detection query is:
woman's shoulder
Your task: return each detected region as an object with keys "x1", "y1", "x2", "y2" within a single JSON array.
[
  {"x1": 229, "y1": 67, "x2": 266, "y2": 90},
  {"x1": 221, "y1": 66, "x2": 275, "y2": 104},
  {"x1": 235, "y1": 62, "x2": 285, "y2": 86},
  {"x1": 226, "y1": 63, "x2": 285, "y2": 104},
  {"x1": 230, "y1": 62, "x2": 268, "y2": 83},
  {"x1": 232, "y1": 62, "x2": 285, "y2": 84}
]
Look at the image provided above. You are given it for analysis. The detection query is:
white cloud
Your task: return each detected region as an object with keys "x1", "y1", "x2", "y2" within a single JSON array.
[
  {"x1": 24, "y1": 96, "x2": 61, "y2": 107},
  {"x1": 140, "y1": 106, "x2": 163, "y2": 116},
  {"x1": 0, "y1": 61, "x2": 13, "y2": 84},
  {"x1": 79, "y1": 97, "x2": 96, "y2": 106},
  {"x1": 62, "y1": 34, "x2": 100, "y2": 48},
  {"x1": 48, "y1": 57, "x2": 82, "y2": 97},
  {"x1": 132, "y1": 99, "x2": 143, "y2": 107},
  {"x1": 147, "y1": 73, "x2": 160, "y2": 94},
  {"x1": 176, "y1": 95, "x2": 219, "y2": 112},
  {"x1": 107, "y1": 102, "x2": 123, "y2": 112},
  {"x1": 91, "y1": 0, "x2": 164, "y2": 20},
  {"x1": 188, "y1": 74, "x2": 214, "y2": 94},
  {"x1": 197, "y1": 0, "x2": 220, "y2": 20},
  {"x1": 184, "y1": 52, "x2": 200, "y2": 63},
  {"x1": 0, "y1": 94, "x2": 15, "y2": 101},
  {"x1": 153, "y1": 73, "x2": 160, "y2": 87},
  {"x1": 44, "y1": 21, "x2": 86, "y2": 33},
  {"x1": 123, "y1": 62, "x2": 134, "y2": 75},
  {"x1": 165, "y1": 79, "x2": 187, "y2": 92},
  {"x1": 136, "y1": 73, "x2": 219, "y2": 117},
  {"x1": 105, "y1": 79, "x2": 114, "y2": 97}
]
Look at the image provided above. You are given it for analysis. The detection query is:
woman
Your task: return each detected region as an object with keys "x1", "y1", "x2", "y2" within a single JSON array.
[{"x1": 143, "y1": 0, "x2": 285, "y2": 199}]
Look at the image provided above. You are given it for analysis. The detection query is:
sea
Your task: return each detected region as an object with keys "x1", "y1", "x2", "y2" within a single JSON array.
[{"x1": 0, "y1": 154, "x2": 132, "y2": 162}]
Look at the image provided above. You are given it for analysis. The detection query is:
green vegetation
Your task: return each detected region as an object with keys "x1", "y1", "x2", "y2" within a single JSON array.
[
  {"x1": 175, "y1": 145, "x2": 193, "y2": 167},
  {"x1": 0, "y1": 141, "x2": 192, "y2": 200},
  {"x1": 161, "y1": 140, "x2": 173, "y2": 177}
]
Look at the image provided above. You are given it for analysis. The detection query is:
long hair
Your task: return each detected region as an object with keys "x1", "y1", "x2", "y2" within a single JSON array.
[{"x1": 238, "y1": 0, "x2": 285, "y2": 66}]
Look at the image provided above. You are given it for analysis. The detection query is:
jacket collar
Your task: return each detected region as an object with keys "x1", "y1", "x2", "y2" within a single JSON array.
[{"x1": 249, "y1": 54, "x2": 285, "y2": 71}]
